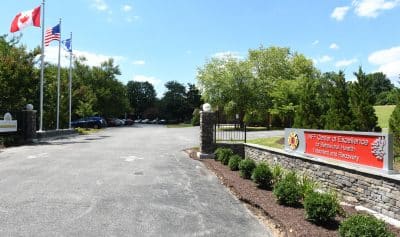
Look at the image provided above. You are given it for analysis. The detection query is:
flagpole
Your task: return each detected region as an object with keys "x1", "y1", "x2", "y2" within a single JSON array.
[
  {"x1": 68, "y1": 32, "x2": 73, "y2": 129},
  {"x1": 39, "y1": 0, "x2": 45, "y2": 132},
  {"x1": 56, "y1": 18, "x2": 62, "y2": 130}
]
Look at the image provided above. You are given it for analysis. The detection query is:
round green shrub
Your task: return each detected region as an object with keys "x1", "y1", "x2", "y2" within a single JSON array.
[
  {"x1": 273, "y1": 171, "x2": 302, "y2": 206},
  {"x1": 214, "y1": 147, "x2": 225, "y2": 160},
  {"x1": 228, "y1": 155, "x2": 242, "y2": 171},
  {"x1": 304, "y1": 191, "x2": 340, "y2": 223},
  {"x1": 300, "y1": 175, "x2": 318, "y2": 198},
  {"x1": 272, "y1": 164, "x2": 285, "y2": 185},
  {"x1": 221, "y1": 149, "x2": 234, "y2": 165},
  {"x1": 239, "y1": 158, "x2": 256, "y2": 179},
  {"x1": 251, "y1": 162, "x2": 273, "y2": 189},
  {"x1": 214, "y1": 148, "x2": 233, "y2": 165},
  {"x1": 339, "y1": 214, "x2": 395, "y2": 237}
]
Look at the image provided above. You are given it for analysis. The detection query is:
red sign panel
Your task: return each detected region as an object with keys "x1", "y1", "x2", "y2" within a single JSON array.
[{"x1": 304, "y1": 131, "x2": 385, "y2": 169}]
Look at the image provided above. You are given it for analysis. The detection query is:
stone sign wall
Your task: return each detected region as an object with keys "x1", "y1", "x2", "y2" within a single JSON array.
[{"x1": 244, "y1": 143, "x2": 400, "y2": 220}]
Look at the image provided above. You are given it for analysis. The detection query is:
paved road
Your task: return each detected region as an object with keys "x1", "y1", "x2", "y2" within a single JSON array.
[{"x1": 0, "y1": 125, "x2": 272, "y2": 237}]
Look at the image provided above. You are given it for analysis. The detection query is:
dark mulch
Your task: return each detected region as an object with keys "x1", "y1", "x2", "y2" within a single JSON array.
[{"x1": 185, "y1": 149, "x2": 400, "y2": 237}]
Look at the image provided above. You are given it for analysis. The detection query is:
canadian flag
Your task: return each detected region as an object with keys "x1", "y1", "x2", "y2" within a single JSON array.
[{"x1": 10, "y1": 6, "x2": 41, "y2": 33}]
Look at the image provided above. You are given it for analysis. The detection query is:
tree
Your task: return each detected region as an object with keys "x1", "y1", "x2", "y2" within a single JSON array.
[
  {"x1": 367, "y1": 72, "x2": 394, "y2": 104},
  {"x1": 389, "y1": 101, "x2": 400, "y2": 159},
  {"x1": 159, "y1": 81, "x2": 187, "y2": 122},
  {"x1": 349, "y1": 67, "x2": 378, "y2": 131},
  {"x1": 197, "y1": 57, "x2": 256, "y2": 125},
  {"x1": 249, "y1": 46, "x2": 319, "y2": 127},
  {"x1": 186, "y1": 83, "x2": 202, "y2": 110},
  {"x1": 89, "y1": 59, "x2": 129, "y2": 118},
  {"x1": 126, "y1": 81, "x2": 157, "y2": 118},
  {"x1": 324, "y1": 71, "x2": 353, "y2": 130},
  {"x1": 293, "y1": 76, "x2": 323, "y2": 129},
  {"x1": 0, "y1": 35, "x2": 39, "y2": 110}
]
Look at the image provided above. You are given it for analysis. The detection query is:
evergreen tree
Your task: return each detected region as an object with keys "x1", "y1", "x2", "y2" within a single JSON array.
[
  {"x1": 293, "y1": 76, "x2": 322, "y2": 129},
  {"x1": 389, "y1": 100, "x2": 400, "y2": 159},
  {"x1": 349, "y1": 67, "x2": 378, "y2": 131},
  {"x1": 324, "y1": 71, "x2": 353, "y2": 130}
]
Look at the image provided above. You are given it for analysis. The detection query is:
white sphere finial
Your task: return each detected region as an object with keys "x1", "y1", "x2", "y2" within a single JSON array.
[
  {"x1": 202, "y1": 103, "x2": 211, "y2": 112},
  {"x1": 26, "y1": 104, "x2": 34, "y2": 110}
]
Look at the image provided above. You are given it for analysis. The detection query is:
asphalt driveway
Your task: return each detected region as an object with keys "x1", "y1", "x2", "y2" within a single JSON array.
[{"x1": 0, "y1": 125, "x2": 272, "y2": 236}]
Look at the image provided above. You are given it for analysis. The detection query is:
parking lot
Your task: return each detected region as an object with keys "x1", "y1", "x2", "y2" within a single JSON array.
[{"x1": 0, "y1": 126, "x2": 271, "y2": 236}]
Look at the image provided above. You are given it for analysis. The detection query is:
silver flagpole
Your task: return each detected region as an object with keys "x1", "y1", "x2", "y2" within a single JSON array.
[
  {"x1": 68, "y1": 32, "x2": 73, "y2": 129},
  {"x1": 39, "y1": 0, "x2": 45, "y2": 131},
  {"x1": 56, "y1": 18, "x2": 62, "y2": 130}
]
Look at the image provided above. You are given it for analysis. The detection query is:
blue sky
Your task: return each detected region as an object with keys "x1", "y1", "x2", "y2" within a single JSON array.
[{"x1": 2, "y1": 0, "x2": 400, "y2": 96}]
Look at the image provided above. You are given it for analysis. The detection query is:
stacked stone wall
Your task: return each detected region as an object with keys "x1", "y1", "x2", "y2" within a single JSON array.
[{"x1": 244, "y1": 144, "x2": 400, "y2": 220}]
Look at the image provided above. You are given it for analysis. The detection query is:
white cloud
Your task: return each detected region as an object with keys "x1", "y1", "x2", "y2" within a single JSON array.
[
  {"x1": 212, "y1": 51, "x2": 243, "y2": 60},
  {"x1": 122, "y1": 5, "x2": 132, "y2": 12},
  {"x1": 369, "y1": 46, "x2": 400, "y2": 79},
  {"x1": 133, "y1": 75, "x2": 162, "y2": 86},
  {"x1": 331, "y1": 6, "x2": 350, "y2": 21},
  {"x1": 312, "y1": 40, "x2": 319, "y2": 46},
  {"x1": 91, "y1": 0, "x2": 108, "y2": 11},
  {"x1": 353, "y1": 0, "x2": 400, "y2": 18},
  {"x1": 44, "y1": 46, "x2": 123, "y2": 68},
  {"x1": 313, "y1": 55, "x2": 333, "y2": 65},
  {"x1": 335, "y1": 58, "x2": 358, "y2": 67},
  {"x1": 132, "y1": 60, "x2": 145, "y2": 65},
  {"x1": 330, "y1": 43, "x2": 340, "y2": 50},
  {"x1": 319, "y1": 55, "x2": 333, "y2": 63}
]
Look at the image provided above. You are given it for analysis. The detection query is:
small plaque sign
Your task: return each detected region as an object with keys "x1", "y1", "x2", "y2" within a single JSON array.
[{"x1": 0, "y1": 113, "x2": 17, "y2": 133}]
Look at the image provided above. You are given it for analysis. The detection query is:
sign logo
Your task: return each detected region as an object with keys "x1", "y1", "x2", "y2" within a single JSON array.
[{"x1": 288, "y1": 132, "x2": 299, "y2": 150}]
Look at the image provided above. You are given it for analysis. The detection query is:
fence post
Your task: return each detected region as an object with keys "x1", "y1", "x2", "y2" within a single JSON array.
[
  {"x1": 244, "y1": 125, "x2": 247, "y2": 143},
  {"x1": 199, "y1": 111, "x2": 215, "y2": 159}
]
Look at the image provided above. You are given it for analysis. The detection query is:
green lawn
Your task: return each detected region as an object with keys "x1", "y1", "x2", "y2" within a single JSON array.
[
  {"x1": 374, "y1": 105, "x2": 395, "y2": 129},
  {"x1": 167, "y1": 123, "x2": 193, "y2": 128},
  {"x1": 247, "y1": 136, "x2": 284, "y2": 149}
]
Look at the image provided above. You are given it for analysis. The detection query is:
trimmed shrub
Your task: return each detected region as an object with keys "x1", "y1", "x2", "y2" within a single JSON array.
[
  {"x1": 252, "y1": 162, "x2": 273, "y2": 189},
  {"x1": 272, "y1": 164, "x2": 285, "y2": 185},
  {"x1": 339, "y1": 214, "x2": 395, "y2": 237},
  {"x1": 221, "y1": 149, "x2": 234, "y2": 165},
  {"x1": 239, "y1": 158, "x2": 256, "y2": 179},
  {"x1": 214, "y1": 148, "x2": 233, "y2": 164},
  {"x1": 273, "y1": 171, "x2": 302, "y2": 206},
  {"x1": 300, "y1": 175, "x2": 318, "y2": 198},
  {"x1": 304, "y1": 191, "x2": 340, "y2": 224},
  {"x1": 228, "y1": 155, "x2": 242, "y2": 171}
]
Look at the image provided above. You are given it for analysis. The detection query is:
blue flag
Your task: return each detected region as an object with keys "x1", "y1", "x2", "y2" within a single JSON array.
[{"x1": 62, "y1": 38, "x2": 72, "y2": 52}]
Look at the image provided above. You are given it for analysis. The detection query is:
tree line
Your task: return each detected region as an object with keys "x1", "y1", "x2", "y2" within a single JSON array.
[
  {"x1": 197, "y1": 46, "x2": 397, "y2": 132},
  {"x1": 0, "y1": 36, "x2": 202, "y2": 129}
]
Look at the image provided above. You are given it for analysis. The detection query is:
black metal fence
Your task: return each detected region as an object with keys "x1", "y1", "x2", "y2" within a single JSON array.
[{"x1": 214, "y1": 123, "x2": 247, "y2": 143}]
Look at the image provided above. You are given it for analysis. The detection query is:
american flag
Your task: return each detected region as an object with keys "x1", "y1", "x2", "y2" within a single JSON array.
[{"x1": 44, "y1": 24, "x2": 60, "y2": 46}]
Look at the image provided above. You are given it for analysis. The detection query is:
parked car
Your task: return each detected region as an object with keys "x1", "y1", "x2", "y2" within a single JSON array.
[
  {"x1": 107, "y1": 118, "x2": 125, "y2": 126},
  {"x1": 71, "y1": 116, "x2": 107, "y2": 129},
  {"x1": 141, "y1": 119, "x2": 149, "y2": 124},
  {"x1": 124, "y1": 118, "x2": 134, "y2": 125}
]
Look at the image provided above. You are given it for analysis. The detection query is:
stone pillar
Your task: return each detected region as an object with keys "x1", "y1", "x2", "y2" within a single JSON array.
[
  {"x1": 21, "y1": 109, "x2": 37, "y2": 143},
  {"x1": 199, "y1": 111, "x2": 215, "y2": 159}
]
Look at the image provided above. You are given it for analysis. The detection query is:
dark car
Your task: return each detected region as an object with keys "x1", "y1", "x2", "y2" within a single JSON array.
[
  {"x1": 71, "y1": 116, "x2": 107, "y2": 129},
  {"x1": 106, "y1": 118, "x2": 124, "y2": 127},
  {"x1": 124, "y1": 118, "x2": 134, "y2": 125}
]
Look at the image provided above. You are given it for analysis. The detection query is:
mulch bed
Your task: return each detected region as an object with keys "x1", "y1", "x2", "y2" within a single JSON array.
[{"x1": 185, "y1": 149, "x2": 400, "y2": 237}]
